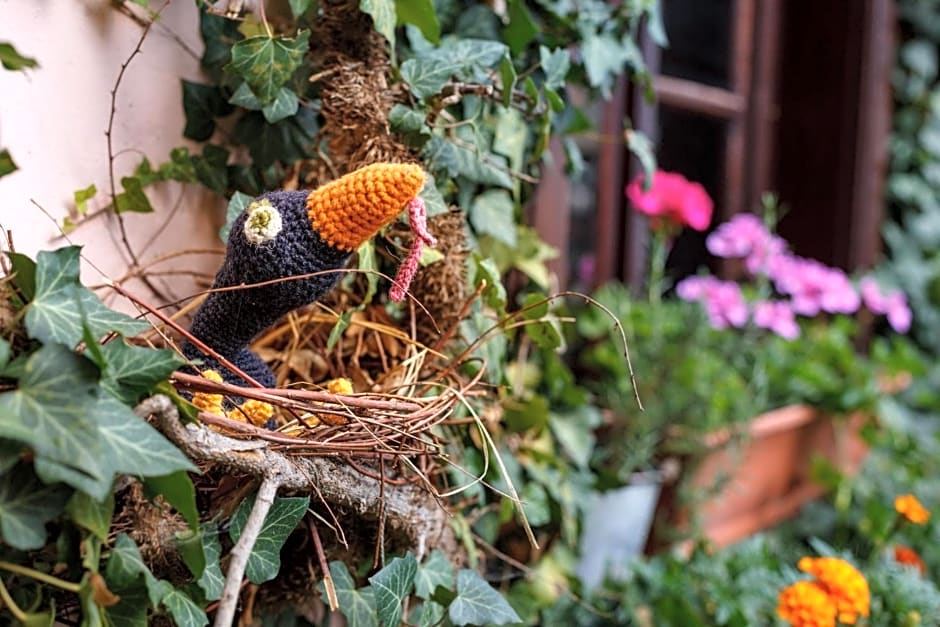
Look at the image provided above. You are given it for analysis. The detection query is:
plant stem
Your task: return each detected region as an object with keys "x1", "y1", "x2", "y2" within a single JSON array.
[
  {"x1": 0, "y1": 576, "x2": 27, "y2": 622},
  {"x1": 0, "y1": 561, "x2": 83, "y2": 593},
  {"x1": 648, "y1": 228, "x2": 668, "y2": 307}
]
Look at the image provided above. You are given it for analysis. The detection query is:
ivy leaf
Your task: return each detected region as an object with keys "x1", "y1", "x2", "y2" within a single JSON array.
[
  {"x1": 0, "y1": 42, "x2": 38, "y2": 71},
  {"x1": 103, "y1": 583, "x2": 148, "y2": 627},
  {"x1": 161, "y1": 585, "x2": 209, "y2": 627},
  {"x1": 182, "y1": 80, "x2": 233, "y2": 141},
  {"x1": 414, "y1": 550, "x2": 454, "y2": 600},
  {"x1": 221, "y1": 191, "x2": 253, "y2": 243},
  {"x1": 0, "y1": 149, "x2": 16, "y2": 179},
  {"x1": 143, "y1": 470, "x2": 199, "y2": 530},
  {"x1": 499, "y1": 56, "x2": 516, "y2": 108},
  {"x1": 115, "y1": 176, "x2": 154, "y2": 213},
  {"x1": 503, "y1": 0, "x2": 538, "y2": 56},
  {"x1": 395, "y1": 0, "x2": 439, "y2": 44},
  {"x1": 326, "y1": 561, "x2": 377, "y2": 627},
  {"x1": 289, "y1": 0, "x2": 315, "y2": 16},
  {"x1": 0, "y1": 464, "x2": 72, "y2": 550},
  {"x1": 413, "y1": 601, "x2": 446, "y2": 627},
  {"x1": 9, "y1": 250, "x2": 36, "y2": 301},
  {"x1": 0, "y1": 345, "x2": 113, "y2": 498},
  {"x1": 98, "y1": 340, "x2": 184, "y2": 405},
  {"x1": 626, "y1": 129, "x2": 656, "y2": 183},
  {"x1": 470, "y1": 190, "x2": 517, "y2": 247},
  {"x1": 228, "y1": 32, "x2": 310, "y2": 105},
  {"x1": 192, "y1": 143, "x2": 230, "y2": 194},
  {"x1": 539, "y1": 46, "x2": 570, "y2": 90},
  {"x1": 200, "y1": 9, "x2": 242, "y2": 80},
  {"x1": 94, "y1": 395, "x2": 197, "y2": 479},
  {"x1": 472, "y1": 254, "x2": 507, "y2": 311},
  {"x1": 174, "y1": 529, "x2": 207, "y2": 582},
  {"x1": 105, "y1": 533, "x2": 203, "y2": 625},
  {"x1": 229, "y1": 494, "x2": 310, "y2": 584},
  {"x1": 419, "y1": 178, "x2": 448, "y2": 217},
  {"x1": 0, "y1": 343, "x2": 194, "y2": 500},
  {"x1": 73, "y1": 183, "x2": 97, "y2": 216},
  {"x1": 105, "y1": 533, "x2": 158, "y2": 594},
  {"x1": 228, "y1": 81, "x2": 263, "y2": 110},
  {"x1": 262, "y1": 86, "x2": 300, "y2": 124},
  {"x1": 360, "y1": 0, "x2": 397, "y2": 45},
  {"x1": 449, "y1": 569, "x2": 521, "y2": 626},
  {"x1": 400, "y1": 58, "x2": 460, "y2": 99},
  {"x1": 452, "y1": 139, "x2": 514, "y2": 188},
  {"x1": 369, "y1": 553, "x2": 418, "y2": 627},
  {"x1": 66, "y1": 491, "x2": 115, "y2": 541},
  {"x1": 197, "y1": 524, "x2": 224, "y2": 601},
  {"x1": 581, "y1": 32, "x2": 639, "y2": 96}
]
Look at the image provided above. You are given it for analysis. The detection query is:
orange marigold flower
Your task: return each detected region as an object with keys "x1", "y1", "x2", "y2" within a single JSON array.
[
  {"x1": 777, "y1": 581, "x2": 837, "y2": 627},
  {"x1": 798, "y1": 557, "x2": 870, "y2": 624},
  {"x1": 894, "y1": 545, "x2": 927, "y2": 576},
  {"x1": 895, "y1": 494, "x2": 931, "y2": 525}
]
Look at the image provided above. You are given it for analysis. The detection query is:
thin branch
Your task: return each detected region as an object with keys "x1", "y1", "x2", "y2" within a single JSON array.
[{"x1": 215, "y1": 475, "x2": 280, "y2": 627}]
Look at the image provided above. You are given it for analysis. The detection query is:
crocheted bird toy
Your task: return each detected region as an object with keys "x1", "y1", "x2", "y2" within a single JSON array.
[{"x1": 183, "y1": 162, "x2": 436, "y2": 422}]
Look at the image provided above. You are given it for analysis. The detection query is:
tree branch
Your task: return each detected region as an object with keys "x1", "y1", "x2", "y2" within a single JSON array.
[
  {"x1": 215, "y1": 474, "x2": 280, "y2": 627},
  {"x1": 135, "y1": 396, "x2": 459, "y2": 610}
]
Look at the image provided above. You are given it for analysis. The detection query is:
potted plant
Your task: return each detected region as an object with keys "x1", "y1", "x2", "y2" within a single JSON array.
[{"x1": 569, "y1": 172, "x2": 915, "y2": 550}]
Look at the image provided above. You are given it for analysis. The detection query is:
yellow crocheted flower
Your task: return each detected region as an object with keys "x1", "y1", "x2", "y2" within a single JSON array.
[
  {"x1": 798, "y1": 557, "x2": 870, "y2": 624},
  {"x1": 192, "y1": 370, "x2": 225, "y2": 416},
  {"x1": 327, "y1": 377, "x2": 354, "y2": 395},
  {"x1": 306, "y1": 162, "x2": 425, "y2": 251},
  {"x1": 228, "y1": 398, "x2": 275, "y2": 426},
  {"x1": 895, "y1": 494, "x2": 930, "y2": 525},
  {"x1": 777, "y1": 580, "x2": 837, "y2": 627}
]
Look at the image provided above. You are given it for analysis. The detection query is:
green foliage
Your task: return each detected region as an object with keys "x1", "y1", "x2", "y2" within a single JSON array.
[
  {"x1": 229, "y1": 493, "x2": 310, "y2": 584},
  {"x1": 322, "y1": 553, "x2": 520, "y2": 626},
  {"x1": 882, "y1": 0, "x2": 940, "y2": 354}
]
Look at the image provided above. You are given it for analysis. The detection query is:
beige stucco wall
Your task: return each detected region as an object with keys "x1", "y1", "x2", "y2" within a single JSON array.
[{"x1": 0, "y1": 0, "x2": 223, "y2": 305}]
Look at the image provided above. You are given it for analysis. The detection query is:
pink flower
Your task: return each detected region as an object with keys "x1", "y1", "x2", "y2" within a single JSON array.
[
  {"x1": 625, "y1": 170, "x2": 714, "y2": 231},
  {"x1": 677, "y1": 276, "x2": 748, "y2": 329},
  {"x1": 861, "y1": 278, "x2": 912, "y2": 333},
  {"x1": 703, "y1": 281, "x2": 749, "y2": 329},
  {"x1": 753, "y1": 300, "x2": 800, "y2": 340},
  {"x1": 706, "y1": 213, "x2": 787, "y2": 275},
  {"x1": 771, "y1": 256, "x2": 860, "y2": 316},
  {"x1": 676, "y1": 275, "x2": 718, "y2": 302}
]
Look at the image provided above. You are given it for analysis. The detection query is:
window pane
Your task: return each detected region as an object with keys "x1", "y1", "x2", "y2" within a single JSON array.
[{"x1": 660, "y1": 0, "x2": 733, "y2": 89}]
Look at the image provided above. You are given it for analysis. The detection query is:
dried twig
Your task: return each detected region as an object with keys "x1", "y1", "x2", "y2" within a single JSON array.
[{"x1": 215, "y1": 475, "x2": 280, "y2": 627}]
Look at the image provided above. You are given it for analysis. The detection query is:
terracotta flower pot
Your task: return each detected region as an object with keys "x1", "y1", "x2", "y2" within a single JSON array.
[{"x1": 654, "y1": 405, "x2": 869, "y2": 550}]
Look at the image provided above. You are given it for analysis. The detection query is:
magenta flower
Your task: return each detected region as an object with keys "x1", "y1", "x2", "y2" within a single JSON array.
[
  {"x1": 861, "y1": 278, "x2": 912, "y2": 333},
  {"x1": 771, "y1": 256, "x2": 860, "y2": 316},
  {"x1": 625, "y1": 170, "x2": 714, "y2": 232},
  {"x1": 705, "y1": 213, "x2": 787, "y2": 275},
  {"x1": 753, "y1": 300, "x2": 800, "y2": 340}
]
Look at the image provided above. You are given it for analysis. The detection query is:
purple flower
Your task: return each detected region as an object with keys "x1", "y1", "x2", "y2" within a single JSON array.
[
  {"x1": 861, "y1": 278, "x2": 912, "y2": 333},
  {"x1": 771, "y1": 255, "x2": 860, "y2": 316},
  {"x1": 705, "y1": 213, "x2": 787, "y2": 275},
  {"x1": 753, "y1": 300, "x2": 800, "y2": 340}
]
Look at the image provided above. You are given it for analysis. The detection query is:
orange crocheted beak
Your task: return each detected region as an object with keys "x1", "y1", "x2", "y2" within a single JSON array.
[{"x1": 306, "y1": 163, "x2": 426, "y2": 252}]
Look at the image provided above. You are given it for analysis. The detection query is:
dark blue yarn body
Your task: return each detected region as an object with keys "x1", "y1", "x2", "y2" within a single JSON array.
[{"x1": 183, "y1": 190, "x2": 350, "y2": 388}]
